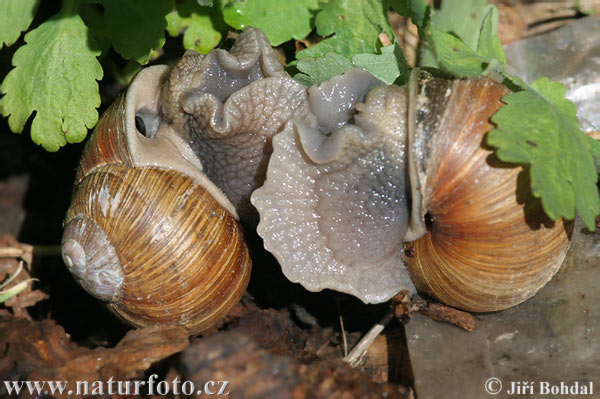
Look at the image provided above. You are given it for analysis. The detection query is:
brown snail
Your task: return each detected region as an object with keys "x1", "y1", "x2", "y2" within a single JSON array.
[
  {"x1": 62, "y1": 27, "x2": 572, "y2": 334},
  {"x1": 61, "y1": 28, "x2": 312, "y2": 334},
  {"x1": 251, "y1": 68, "x2": 572, "y2": 311}
]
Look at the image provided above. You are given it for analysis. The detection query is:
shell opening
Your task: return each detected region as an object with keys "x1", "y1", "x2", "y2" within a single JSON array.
[{"x1": 123, "y1": 65, "x2": 239, "y2": 220}]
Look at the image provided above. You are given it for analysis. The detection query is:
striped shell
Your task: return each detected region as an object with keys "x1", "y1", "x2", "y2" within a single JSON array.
[
  {"x1": 403, "y1": 74, "x2": 572, "y2": 312},
  {"x1": 61, "y1": 66, "x2": 251, "y2": 334}
]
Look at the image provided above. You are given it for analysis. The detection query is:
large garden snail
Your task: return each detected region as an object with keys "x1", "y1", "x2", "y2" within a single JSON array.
[
  {"x1": 61, "y1": 28, "x2": 572, "y2": 333},
  {"x1": 252, "y1": 68, "x2": 572, "y2": 311},
  {"x1": 61, "y1": 28, "x2": 312, "y2": 334}
]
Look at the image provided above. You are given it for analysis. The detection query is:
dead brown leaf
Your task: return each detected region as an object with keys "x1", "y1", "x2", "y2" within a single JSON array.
[
  {"x1": 0, "y1": 318, "x2": 188, "y2": 398},
  {"x1": 0, "y1": 235, "x2": 46, "y2": 318}
]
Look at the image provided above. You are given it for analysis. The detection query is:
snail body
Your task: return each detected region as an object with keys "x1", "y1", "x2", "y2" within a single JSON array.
[{"x1": 62, "y1": 28, "x2": 572, "y2": 333}]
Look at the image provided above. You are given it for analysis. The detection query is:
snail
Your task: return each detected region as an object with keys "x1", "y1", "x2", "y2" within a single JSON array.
[
  {"x1": 61, "y1": 28, "x2": 312, "y2": 334},
  {"x1": 251, "y1": 68, "x2": 572, "y2": 311},
  {"x1": 61, "y1": 27, "x2": 572, "y2": 334}
]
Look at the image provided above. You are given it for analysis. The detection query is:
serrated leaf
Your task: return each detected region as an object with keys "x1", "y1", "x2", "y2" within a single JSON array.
[
  {"x1": 297, "y1": 0, "x2": 393, "y2": 60},
  {"x1": 79, "y1": 2, "x2": 113, "y2": 53},
  {"x1": 295, "y1": 43, "x2": 409, "y2": 86},
  {"x1": 294, "y1": 52, "x2": 354, "y2": 86},
  {"x1": 0, "y1": 2, "x2": 103, "y2": 151},
  {"x1": 100, "y1": 0, "x2": 174, "y2": 64},
  {"x1": 352, "y1": 42, "x2": 408, "y2": 85},
  {"x1": 0, "y1": 0, "x2": 40, "y2": 48},
  {"x1": 429, "y1": 5, "x2": 507, "y2": 80},
  {"x1": 167, "y1": 0, "x2": 227, "y2": 54},
  {"x1": 223, "y1": 0, "x2": 319, "y2": 46},
  {"x1": 502, "y1": 71, "x2": 529, "y2": 91},
  {"x1": 429, "y1": 28, "x2": 487, "y2": 77},
  {"x1": 487, "y1": 78, "x2": 599, "y2": 230}
]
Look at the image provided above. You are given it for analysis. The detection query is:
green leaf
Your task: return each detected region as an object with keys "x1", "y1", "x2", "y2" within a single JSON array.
[
  {"x1": 167, "y1": 0, "x2": 228, "y2": 54},
  {"x1": 297, "y1": 0, "x2": 393, "y2": 60},
  {"x1": 0, "y1": 0, "x2": 40, "y2": 48},
  {"x1": 0, "y1": 0, "x2": 103, "y2": 151},
  {"x1": 352, "y1": 42, "x2": 408, "y2": 85},
  {"x1": 587, "y1": 134, "x2": 600, "y2": 162},
  {"x1": 421, "y1": 0, "x2": 498, "y2": 69},
  {"x1": 476, "y1": 8, "x2": 505, "y2": 65},
  {"x1": 432, "y1": 0, "x2": 496, "y2": 51},
  {"x1": 79, "y1": 2, "x2": 113, "y2": 53},
  {"x1": 100, "y1": 0, "x2": 174, "y2": 64},
  {"x1": 429, "y1": 27, "x2": 488, "y2": 77},
  {"x1": 386, "y1": 0, "x2": 429, "y2": 35},
  {"x1": 223, "y1": 0, "x2": 319, "y2": 46},
  {"x1": 487, "y1": 78, "x2": 599, "y2": 230},
  {"x1": 294, "y1": 52, "x2": 354, "y2": 86},
  {"x1": 294, "y1": 43, "x2": 409, "y2": 86},
  {"x1": 502, "y1": 71, "x2": 529, "y2": 91},
  {"x1": 426, "y1": 3, "x2": 507, "y2": 79},
  {"x1": 198, "y1": 0, "x2": 213, "y2": 5}
]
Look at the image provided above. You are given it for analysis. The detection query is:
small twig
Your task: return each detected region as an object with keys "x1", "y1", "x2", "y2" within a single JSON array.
[
  {"x1": 0, "y1": 248, "x2": 25, "y2": 258},
  {"x1": 524, "y1": 19, "x2": 577, "y2": 38},
  {"x1": 391, "y1": 293, "x2": 477, "y2": 331},
  {"x1": 343, "y1": 309, "x2": 394, "y2": 367},
  {"x1": 412, "y1": 299, "x2": 477, "y2": 332},
  {"x1": 33, "y1": 245, "x2": 62, "y2": 257},
  {"x1": 0, "y1": 245, "x2": 61, "y2": 259},
  {"x1": 335, "y1": 298, "x2": 348, "y2": 357}
]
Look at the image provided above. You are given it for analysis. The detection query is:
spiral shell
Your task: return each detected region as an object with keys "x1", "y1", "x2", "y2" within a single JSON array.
[
  {"x1": 63, "y1": 26, "x2": 575, "y2": 324},
  {"x1": 64, "y1": 163, "x2": 251, "y2": 332},
  {"x1": 62, "y1": 64, "x2": 251, "y2": 334},
  {"x1": 402, "y1": 73, "x2": 572, "y2": 312}
]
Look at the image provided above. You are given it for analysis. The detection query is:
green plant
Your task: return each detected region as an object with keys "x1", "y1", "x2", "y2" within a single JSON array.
[
  {"x1": 1, "y1": 0, "x2": 598, "y2": 229},
  {"x1": 0, "y1": 261, "x2": 35, "y2": 303}
]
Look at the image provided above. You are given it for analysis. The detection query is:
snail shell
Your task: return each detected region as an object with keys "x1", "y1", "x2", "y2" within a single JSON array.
[
  {"x1": 402, "y1": 72, "x2": 572, "y2": 311},
  {"x1": 251, "y1": 68, "x2": 572, "y2": 311},
  {"x1": 61, "y1": 28, "x2": 311, "y2": 333},
  {"x1": 61, "y1": 82, "x2": 251, "y2": 333}
]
